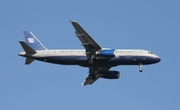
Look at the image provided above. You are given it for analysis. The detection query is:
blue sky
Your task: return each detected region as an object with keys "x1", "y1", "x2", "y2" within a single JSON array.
[{"x1": 1, "y1": 0, "x2": 179, "y2": 110}]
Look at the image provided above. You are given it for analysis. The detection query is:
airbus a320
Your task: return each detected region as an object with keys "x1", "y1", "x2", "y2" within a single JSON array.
[{"x1": 18, "y1": 21, "x2": 161, "y2": 86}]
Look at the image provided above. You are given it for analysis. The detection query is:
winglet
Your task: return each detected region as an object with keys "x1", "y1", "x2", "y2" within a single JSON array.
[
  {"x1": 69, "y1": 20, "x2": 76, "y2": 23},
  {"x1": 81, "y1": 83, "x2": 85, "y2": 87}
]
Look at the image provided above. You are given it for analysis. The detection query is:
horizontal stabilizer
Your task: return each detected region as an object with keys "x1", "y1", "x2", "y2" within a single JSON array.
[
  {"x1": 19, "y1": 41, "x2": 37, "y2": 54},
  {"x1": 25, "y1": 58, "x2": 34, "y2": 65}
]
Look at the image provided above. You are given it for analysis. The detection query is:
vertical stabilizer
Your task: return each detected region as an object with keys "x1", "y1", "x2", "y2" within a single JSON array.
[{"x1": 23, "y1": 31, "x2": 47, "y2": 50}]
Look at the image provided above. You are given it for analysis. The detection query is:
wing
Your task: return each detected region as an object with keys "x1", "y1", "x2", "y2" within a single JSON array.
[
  {"x1": 70, "y1": 20, "x2": 101, "y2": 53},
  {"x1": 70, "y1": 21, "x2": 111, "y2": 86},
  {"x1": 82, "y1": 67, "x2": 110, "y2": 86}
]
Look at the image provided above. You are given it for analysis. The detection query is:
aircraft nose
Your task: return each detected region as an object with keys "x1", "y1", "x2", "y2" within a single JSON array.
[
  {"x1": 154, "y1": 56, "x2": 161, "y2": 63},
  {"x1": 157, "y1": 57, "x2": 161, "y2": 62}
]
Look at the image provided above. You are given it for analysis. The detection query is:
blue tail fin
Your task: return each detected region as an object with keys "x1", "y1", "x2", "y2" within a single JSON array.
[{"x1": 23, "y1": 31, "x2": 47, "y2": 50}]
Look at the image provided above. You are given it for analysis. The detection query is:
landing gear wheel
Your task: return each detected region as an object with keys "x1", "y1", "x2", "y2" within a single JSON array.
[
  {"x1": 139, "y1": 68, "x2": 143, "y2": 72},
  {"x1": 89, "y1": 54, "x2": 95, "y2": 64},
  {"x1": 139, "y1": 64, "x2": 143, "y2": 72},
  {"x1": 88, "y1": 59, "x2": 93, "y2": 64}
]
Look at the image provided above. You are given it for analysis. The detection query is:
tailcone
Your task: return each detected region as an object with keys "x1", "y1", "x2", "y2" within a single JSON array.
[{"x1": 18, "y1": 52, "x2": 26, "y2": 56}]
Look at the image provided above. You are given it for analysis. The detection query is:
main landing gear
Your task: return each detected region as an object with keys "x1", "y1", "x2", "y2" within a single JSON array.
[
  {"x1": 139, "y1": 63, "x2": 143, "y2": 72},
  {"x1": 88, "y1": 54, "x2": 96, "y2": 64},
  {"x1": 88, "y1": 59, "x2": 93, "y2": 64}
]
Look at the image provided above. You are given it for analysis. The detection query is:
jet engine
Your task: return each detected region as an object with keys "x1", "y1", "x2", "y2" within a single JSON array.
[
  {"x1": 99, "y1": 70, "x2": 120, "y2": 79},
  {"x1": 95, "y1": 49, "x2": 115, "y2": 57}
]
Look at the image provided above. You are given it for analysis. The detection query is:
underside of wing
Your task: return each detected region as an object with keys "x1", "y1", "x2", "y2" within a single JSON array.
[
  {"x1": 82, "y1": 73, "x2": 100, "y2": 86},
  {"x1": 82, "y1": 67, "x2": 110, "y2": 86},
  {"x1": 70, "y1": 20, "x2": 101, "y2": 51}
]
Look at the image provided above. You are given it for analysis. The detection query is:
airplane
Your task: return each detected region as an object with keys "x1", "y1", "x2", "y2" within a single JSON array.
[{"x1": 18, "y1": 21, "x2": 161, "y2": 86}]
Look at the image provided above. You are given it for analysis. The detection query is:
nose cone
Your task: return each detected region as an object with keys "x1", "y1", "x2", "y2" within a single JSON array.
[
  {"x1": 156, "y1": 57, "x2": 161, "y2": 62},
  {"x1": 154, "y1": 56, "x2": 161, "y2": 63}
]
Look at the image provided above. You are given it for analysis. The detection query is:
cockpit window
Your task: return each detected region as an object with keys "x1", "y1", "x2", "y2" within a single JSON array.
[{"x1": 148, "y1": 51, "x2": 153, "y2": 54}]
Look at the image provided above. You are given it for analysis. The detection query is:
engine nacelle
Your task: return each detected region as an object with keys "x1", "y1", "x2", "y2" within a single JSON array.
[
  {"x1": 100, "y1": 70, "x2": 120, "y2": 79},
  {"x1": 96, "y1": 49, "x2": 115, "y2": 57}
]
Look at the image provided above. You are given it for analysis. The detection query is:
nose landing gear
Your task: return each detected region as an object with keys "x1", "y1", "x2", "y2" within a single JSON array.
[{"x1": 139, "y1": 64, "x2": 143, "y2": 72}]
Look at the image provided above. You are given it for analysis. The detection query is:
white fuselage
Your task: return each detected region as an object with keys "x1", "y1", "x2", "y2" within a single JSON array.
[{"x1": 24, "y1": 49, "x2": 159, "y2": 58}]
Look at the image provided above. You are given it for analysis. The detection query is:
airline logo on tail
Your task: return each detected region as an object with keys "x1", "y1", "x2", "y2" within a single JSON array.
[{"x1": 28, "y1": 38, "x2": 34, "y2": 43}]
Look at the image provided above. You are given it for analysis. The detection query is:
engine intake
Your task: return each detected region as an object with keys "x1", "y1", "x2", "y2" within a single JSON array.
[
  {"x1": 96, "y1": 49, "x2": 115, "y2": 57},
  {"x1": 100, "y1": 70, "x2": 120, "y2": 79}
]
